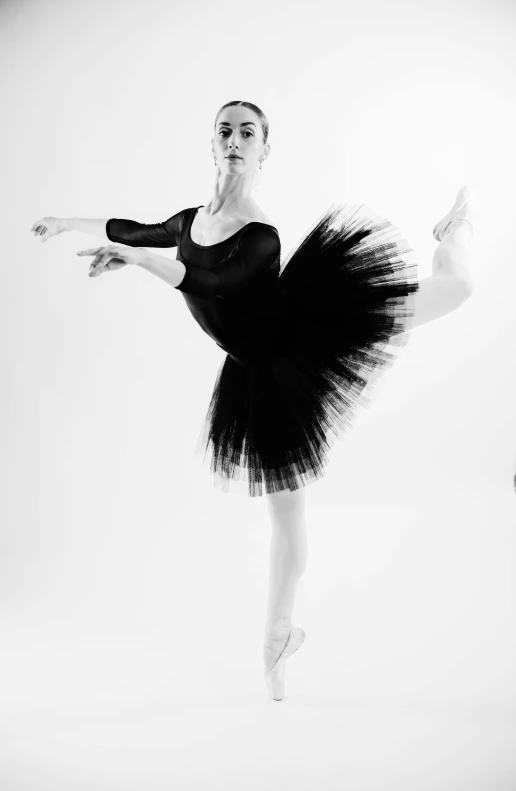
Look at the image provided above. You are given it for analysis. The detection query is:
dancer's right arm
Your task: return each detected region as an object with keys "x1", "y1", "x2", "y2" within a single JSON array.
[
  {"x1": 31, "y1": 212, "x2": 183, "y2": 245},
  {"x1": 64, "y1": 218, "x2": 109, "y2": 238},
  {"x1": 30, "y1": 216, "x2": 109, "y2": 242}
]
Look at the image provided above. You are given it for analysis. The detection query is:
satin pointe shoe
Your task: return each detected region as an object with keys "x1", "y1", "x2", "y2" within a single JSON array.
[
  {"x1": 263, "y1": 618, "x2": 306, "y2": 701},
  {"x1": 432, "y1": 185, "x2": 477, "y2": 242}
]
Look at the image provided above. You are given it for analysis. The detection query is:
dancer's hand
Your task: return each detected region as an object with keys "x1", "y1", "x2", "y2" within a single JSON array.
[
  {"x1": 30, "y1": 216, "x2": 67, "y2": 242},
  {"x1": 76, "y1": 244, "x2": 142, "y2": 277}
]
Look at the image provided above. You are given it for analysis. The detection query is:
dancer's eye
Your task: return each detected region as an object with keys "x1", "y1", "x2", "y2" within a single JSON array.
[{"x1": 219, "y1": 131, "x2": 253, "y2": 137}]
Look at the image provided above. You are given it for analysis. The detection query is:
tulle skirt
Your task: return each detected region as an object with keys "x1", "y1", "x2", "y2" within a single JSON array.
[{"x1": 194, "y1": 201, "x2": 420, "y2": 497}]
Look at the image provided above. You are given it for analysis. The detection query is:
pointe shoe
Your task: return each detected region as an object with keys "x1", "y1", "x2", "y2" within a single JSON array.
[
  {"x1": 263, "y1": 625, "x2": 306, "y2": 701},
  {"x1": 432, "y1": 185, "x2": 477, "y2": 242}
]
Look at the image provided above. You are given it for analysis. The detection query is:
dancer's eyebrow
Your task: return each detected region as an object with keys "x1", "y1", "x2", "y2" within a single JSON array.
[{"x1": 218, "y1": 122, "x2": 256, "y2": 127}]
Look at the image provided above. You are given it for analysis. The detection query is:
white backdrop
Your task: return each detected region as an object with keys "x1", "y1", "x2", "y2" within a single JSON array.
[{"x1": 2, "y1": 0, "x2": 516, "y2": 788}]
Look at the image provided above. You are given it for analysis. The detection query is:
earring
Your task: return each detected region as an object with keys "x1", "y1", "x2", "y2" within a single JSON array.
[{"x1": 259, "y1": 160, "x2": 262, "y2": 170}]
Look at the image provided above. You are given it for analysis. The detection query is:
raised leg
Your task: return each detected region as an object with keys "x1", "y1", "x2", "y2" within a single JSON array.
[
  {"x1": 404, "y1": 219, "x2": 474, "y2": 332},
  {"x1": 432, "y1": 220, "x2": 474, "y2": 287}
]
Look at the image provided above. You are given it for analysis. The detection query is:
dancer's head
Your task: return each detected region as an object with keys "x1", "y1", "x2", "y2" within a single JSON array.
[{"x1": 212, "y1": 101, "x2": 270, "y2": 188}]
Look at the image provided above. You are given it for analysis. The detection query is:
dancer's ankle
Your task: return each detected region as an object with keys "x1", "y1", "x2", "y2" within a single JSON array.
[
  {"x1": 266, "y1": 614, "x2": 292, "y2": 625},
  {"x1": 443, "y1": 218, "x2": 474, "y2": 244},
  {"x1": 265, "y1": 614, "x2": 292, "y2": 635}
]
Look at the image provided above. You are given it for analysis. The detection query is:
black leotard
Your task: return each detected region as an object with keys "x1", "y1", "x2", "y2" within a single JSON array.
[{"x1": 106, "y1": 205, "x2": 282, "y2": 364}]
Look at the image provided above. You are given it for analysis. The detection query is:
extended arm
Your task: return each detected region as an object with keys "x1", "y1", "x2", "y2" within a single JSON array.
[
  {"x1": 62, "y1": 209, "x2": 183, "y2": 244},
  {"x1": 63, "y1": 218, "x2": 110, "y2": 239},
  {"x1": 61, "y1": 214, "x2": 180, "y2": 241}
]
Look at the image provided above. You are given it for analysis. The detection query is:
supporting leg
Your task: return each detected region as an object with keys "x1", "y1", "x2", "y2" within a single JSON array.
[{"x1": 263, "y1": 487, "x2": 308, "y2": 673}]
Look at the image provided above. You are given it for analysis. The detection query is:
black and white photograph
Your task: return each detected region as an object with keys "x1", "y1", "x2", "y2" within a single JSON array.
[{"x1": 2, "y1": 0, "x2": 516, "y2": 788}]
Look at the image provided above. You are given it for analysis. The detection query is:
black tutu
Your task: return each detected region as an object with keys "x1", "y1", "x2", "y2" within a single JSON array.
[{"x1": 194, "y1": 202, "x2": 420, "y2": 497}]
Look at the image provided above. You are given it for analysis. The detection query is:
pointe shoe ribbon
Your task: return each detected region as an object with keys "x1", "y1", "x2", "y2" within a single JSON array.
[
  {"x1": 264, "y1": 626, "x2": 306, "y2": 701},
  {"x1": 432, "y1": 185, "x2": 477, "y2": 242}
]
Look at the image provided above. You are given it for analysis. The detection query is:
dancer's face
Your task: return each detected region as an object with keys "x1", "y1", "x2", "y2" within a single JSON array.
[{"x1": 212, "y1": 107, "x2": 269, "y2": 175}]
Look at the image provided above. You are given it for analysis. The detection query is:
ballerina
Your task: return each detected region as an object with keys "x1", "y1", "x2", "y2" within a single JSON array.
[{"x1": 31, "y1": 100, "x2": 476, "y2": 701}]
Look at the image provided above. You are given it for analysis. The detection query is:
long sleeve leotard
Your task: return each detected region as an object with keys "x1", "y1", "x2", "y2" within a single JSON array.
[{"x1": 106, "y1": 205, "x2": 282, "y2": 365}]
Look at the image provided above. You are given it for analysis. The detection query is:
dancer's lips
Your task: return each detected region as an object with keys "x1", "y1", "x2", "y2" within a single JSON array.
[{"x1": 227, "y1": 155, "x2": 242, "y2": 159}]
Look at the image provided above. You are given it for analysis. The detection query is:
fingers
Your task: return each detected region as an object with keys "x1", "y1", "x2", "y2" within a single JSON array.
[
  {"x1": 74, "y1": 246, "x2": 124, "y2": 278},
  {"x1": 90, "y1": 261, "x2": 116, "y2": 276},
  {"x1": 84, "y1": 246, "x2": 123, "y2": 277},
  {"x1": 77, "y1": 247, "x2": 108, "y2": 277},
  {"x1": 89, "y1": 253, "x2": 109, "y2": 277},
  {"x1": 32, "y1": 225, "x2": 48, "y2": 240},
  {"x1": 76, "y1": 248, "x2": 104, "y2": 256},
  {"x1": 31, "y1": 218, "x2": 58, "y2": 238},
  {"x1": 31, "y1": 221, "x2": 52, "y2": 240}
]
